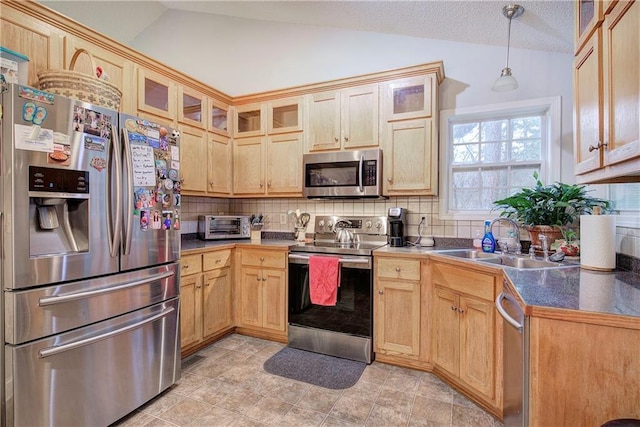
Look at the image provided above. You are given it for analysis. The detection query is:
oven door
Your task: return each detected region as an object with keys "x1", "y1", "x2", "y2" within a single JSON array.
[{"x1": 288, "y1": 253, "x2": 372, "y2": 338}]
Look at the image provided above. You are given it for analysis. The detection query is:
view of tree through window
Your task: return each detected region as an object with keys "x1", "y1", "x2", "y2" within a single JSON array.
[{"x1": 450, "y1": 114, "x2": 544, "y2": 211}]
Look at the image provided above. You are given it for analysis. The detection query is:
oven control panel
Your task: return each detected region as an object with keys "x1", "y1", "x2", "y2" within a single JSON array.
[{"x1": 315, "y1": 215, "x2": 387, "y2": 236}]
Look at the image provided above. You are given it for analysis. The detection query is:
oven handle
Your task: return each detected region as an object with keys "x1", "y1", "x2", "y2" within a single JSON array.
[{"x1": 288, "y1": 253, "x2": 370, "y2": 264}]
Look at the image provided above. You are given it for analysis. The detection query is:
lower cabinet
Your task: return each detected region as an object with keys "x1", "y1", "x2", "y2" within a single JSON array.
[
  {"x1": 431, "y1": 260, "x2": 501, "y2": 409},
  {"x1": 374, "y1": 255, "x2": 427, "y2": 364},
  {"x1": 236, "y1": 247, "x2": 287, "y2": 339},
  {"x1": 180, "y1": 248, "x2": 233, "y2": 355}
]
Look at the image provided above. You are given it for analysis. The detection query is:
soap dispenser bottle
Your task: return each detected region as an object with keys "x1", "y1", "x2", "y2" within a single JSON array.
[{"x1": 481, "y1": 220, "x2": 496, "y2": 253}]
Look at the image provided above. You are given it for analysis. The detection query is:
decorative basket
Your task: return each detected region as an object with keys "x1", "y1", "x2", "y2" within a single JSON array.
[{"x1": 37, "y1": 49, "x2": 122, "y2": 110}]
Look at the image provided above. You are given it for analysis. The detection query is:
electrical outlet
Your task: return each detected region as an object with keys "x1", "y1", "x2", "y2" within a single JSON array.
[{"x1": 280, "y1": 213, "x2": 287, "y2": 225}]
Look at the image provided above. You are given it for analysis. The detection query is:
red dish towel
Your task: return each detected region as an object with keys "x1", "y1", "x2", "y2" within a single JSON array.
[{"x1": 309, "y1": 256, "x2": 340, "y2": 306}]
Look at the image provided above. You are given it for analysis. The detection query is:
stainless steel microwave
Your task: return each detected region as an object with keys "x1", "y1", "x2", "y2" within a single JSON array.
[
  {"x1": 303, "y1": 149, "x2": 384, "y2": 199},
  {"x1": 198, "y1": 215, "x2": 251, "y2": 240}
]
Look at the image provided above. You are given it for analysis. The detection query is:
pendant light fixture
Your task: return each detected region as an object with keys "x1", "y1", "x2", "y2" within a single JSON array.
[{"x1": 492, "y1": 4, "x2": 525, "y2": 92}]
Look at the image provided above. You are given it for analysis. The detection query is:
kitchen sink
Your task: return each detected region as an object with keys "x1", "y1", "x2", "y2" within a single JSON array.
[
  {"x1": 436, "y1": 249, "x2": 573, "y2": 269},
  {"x1": 436, "y1": 249, "x2": 501, "y2": 260},
  {"x1": 477, "y1": 255, "x2": 569, "y2": 269}
]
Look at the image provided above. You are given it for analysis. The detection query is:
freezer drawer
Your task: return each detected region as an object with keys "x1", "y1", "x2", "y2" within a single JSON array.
[
  {"x1": 4, "y1": 263, "x2": 179, "y2": 345},
  {"x1": 5, "y1": 298, "x2": 180, "y2": 427}
]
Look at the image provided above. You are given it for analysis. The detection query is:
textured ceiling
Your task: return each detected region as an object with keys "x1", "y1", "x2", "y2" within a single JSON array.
[{"x1": 41, "y1": 0, "x2": 574, "y2": 53}]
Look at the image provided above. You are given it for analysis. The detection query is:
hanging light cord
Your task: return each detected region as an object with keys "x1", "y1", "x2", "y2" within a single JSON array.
[{"x1": 505, "y1": 11, "x2": 513, "y2": 70}]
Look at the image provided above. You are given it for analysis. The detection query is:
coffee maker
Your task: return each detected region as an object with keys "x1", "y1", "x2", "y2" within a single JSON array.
[{"x1": 387, "y1": 207, "x2": 406, "y2": 247}]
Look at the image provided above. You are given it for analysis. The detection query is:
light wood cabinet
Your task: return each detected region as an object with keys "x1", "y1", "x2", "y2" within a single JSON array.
[
  {"x1": 268, "y1": 97, "x2": 303, "y2": 134},
  {"x1": 178, "y1": 85, "x2": 206, "y2": 129},
  {"x1": 528, "y1": 316, "x2": 640, "y2": 425},
  {"x1": 64, "y1": 37, "x2": 136, "y2": 114},
  {"x1": 575, "y1": 0, "x2": 604, "y2": 54},
  {"x1": 180, "y1": 249, "x2": 234, "y2": 355},
  {"x1": 307, "y1": 85, "x2": 379, "y2": 152},
  {"x1": 573, "y1": 0, "x2": 640, "y2": 183},
  {"x1": 266, "y1": 133, "x2": 303, "y2": 195},
  {"x1": 179, "y1": 124, "x2": 208, "y2": 194},
  {"x1": 0, "y1": 4, "x2": 65, "y2": 87},
  {"x1": 237, "y1": 248, "x2": 287, "y2": 336},
  {"x1": 381, "y1": 73, "x2": 439, "y2": 196},
  {"x1": 383, "y1": 118, "x2": 437, "y2": 195},
  {"x1": 431, "y1": 261, "x2": 500, "y2": 405},
  {"x1": 207, "y1": 132, "x2": 233, "y2": 196},
  {"x1": 209, "y1": 98, "x2": 231, "y2": 136},
  {"x1": 233, "y1": 136, "x2": 266, "y2": 195},
  {"x1": 374, "y1": 257, "x2": 423, "y2": 359},
  {"x1": 233, "y1": 103, "x2": 266, "y2": 138},
  {"x1": 137, "y1": 67, "x2": 176, "y2": 121}
]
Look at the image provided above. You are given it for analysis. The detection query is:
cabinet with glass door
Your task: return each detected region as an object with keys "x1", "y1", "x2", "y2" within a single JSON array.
[
  {"x1": 233, "y1": 103, "x2": 266, "y2": 138},
  {"x1": 137, "y1": 67, "x2": 176, "y2": 121},
  {"x1": 178, "y1": 85, "x2": 206, "y2": 129},
  {"x1": 209, "y1": 98, "x2": 231, "y2": 136},
  {"x1": 268, "y1": 97, "x2": 303, "y2": 134}
]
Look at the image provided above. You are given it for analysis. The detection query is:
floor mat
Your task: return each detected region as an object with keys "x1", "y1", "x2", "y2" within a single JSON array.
[{"x1": 263, "y1": 347, "x2": 366, "y2": 390}]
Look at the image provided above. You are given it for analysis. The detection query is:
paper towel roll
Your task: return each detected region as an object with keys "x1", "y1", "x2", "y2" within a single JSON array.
[
  {"x1": 579, "y1": 270, "x2": 616, "y2": 311},
  {"x1": 580, "y1": 214, "x2": 616, "y2": 271}
]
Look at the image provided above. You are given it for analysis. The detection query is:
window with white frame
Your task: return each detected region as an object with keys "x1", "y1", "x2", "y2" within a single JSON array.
[
  {"x1": 439, "y1": 97, "x2": 562, "y2": 220},
  {"x1": 609, "y1": 183, "x2": 640, "y2": 227}
]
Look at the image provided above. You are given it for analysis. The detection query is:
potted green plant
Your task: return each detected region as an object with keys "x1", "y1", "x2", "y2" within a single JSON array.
[{"x1": 492, "y1": 172, "x2": 610, "y2": 247}]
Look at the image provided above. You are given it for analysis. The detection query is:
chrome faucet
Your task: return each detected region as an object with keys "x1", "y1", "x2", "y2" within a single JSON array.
[
  {"x1": 539, "y1": 234, "x2": 550, "y2": 261},
  {"x1": 489, "y1": 218, "x2": 522, "y2": 254}
]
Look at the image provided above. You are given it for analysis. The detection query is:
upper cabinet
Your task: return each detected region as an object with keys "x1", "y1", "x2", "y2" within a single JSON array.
[
  {"x1": 380, "y1": 73, "x2": 441, "y2": 196},
  {"x1": 178, "y1": 86, "x2": 206, "y2": 129},
  {"x1": 573, "y1": 0, "x2": 640, "y2": 183},
  {"x1": 209, "y1": 98, "x2": 231, "y2": 136},
  {"x1": 307, "y1": 85, "x2": 379, "y2": 152},
  {"x1": 137, "y1": 67, "x2": 177, "y2": 121},
  {"x1": 268, "y1": 97, "x2": 303, "y2": 134},
  {"x1": 575, "y1": 0, "x2": 604, "y2": 54},
  {"x1": 233, "y1": 103, "x2": 266, "y2": 138}
]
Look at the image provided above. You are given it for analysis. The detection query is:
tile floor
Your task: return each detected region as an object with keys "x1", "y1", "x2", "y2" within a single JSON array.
[{"x1": 113, "y1": 334, "x2": 503, "y2": 427}]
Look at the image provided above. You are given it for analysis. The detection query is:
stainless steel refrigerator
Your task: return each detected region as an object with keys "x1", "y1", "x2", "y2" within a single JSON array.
[{"x1": 0, "y1": 84, "x2": 182, "y2": 426}]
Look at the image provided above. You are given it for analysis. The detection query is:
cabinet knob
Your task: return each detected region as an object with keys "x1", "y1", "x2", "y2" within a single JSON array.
[
  {"x1": 387, "y1": 178, "x2": 392, "y2": 183},
  {"x1": 205, "y1": 283, "x2": 210, "y2": 287},
  {"x1": 262, "y1": 277, "x2": 267, "y2": 281},
  {"x1": 209, "y1": 181, "x2": 214, "y2": 186},
  {"x1": 334, "y1": 137, "x2": 339, "y2": 142},
  {"x1": 267, "y1": 181, "x2": 271, "y2": 187},
  {"x1": 196, "y1": 284, "x2": 201, "y2": 289},
  {"x1": 457, "y1": 307, "x2": 465, "y2": 314},
  {"x1": 395, "y1": 267, "x2": 401, "y2": 272},
  {"x1": 260, "y1": 257, "x2": 265, "y2": 261},
  {"x1": 215, "y1": 259, "x2": 221, "y2": 263},
  {"x1": 451, "y1": 305, "x2": 457, "y2": 311},
  {"x1": 259, "y1": 182, "x2": 264, "y2": 188},
  {"x1": 588, "y1": 141, "x2": 608, "y2": 152},
  {"x1": 256, "y1": 277, "x2": 261, "y2": 282},
  {"x1": 378, "y1": 290, "x2": 384, "y2": 295},
  {"x1": 184, "y1": 265, "x2": 189, "y2": 269},
  {"x1": 344, "y1": 136, "x2": 349, "y2": 142}
]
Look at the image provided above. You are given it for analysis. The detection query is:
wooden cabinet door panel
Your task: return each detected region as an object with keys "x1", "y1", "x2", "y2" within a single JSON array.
[
  {"x1": 384, "y1": 118, "x2": 436, "y2": 194},
  {"x1": 603, "y1": 0, "x2": 640, "y2": 167},
  {"x1": 208, "y1": 133, "x2": 232, "y2": 195},
  {"x1": 375, "y1": 279, "x2": 420, "y2": 356},
  {"x1": 433, "y1": 286, "x2": 459, "y2": 376},
  {"x1": 308, "y1": 91, "x2": 341, "y2": 151},
  {"x1": 266, "y1": 133, "x2": 303, "y2": 195},
  {"x1": 574, "y1": 31, "x2": 604, "y2": 175},
  {"x1": 233, "y1": 136, "x2": 265, "y2": 195},
  {"x1": 459, "y1": 295, "x2": 495, "y2": 399},
  {"x1": 202, "y1": 268, "x2": 232, "y2": 338},
  {"x1": 180, "y1": 274, "x2": 202, "y2": 349},
  {"x1": 262, "y1": 269, "x2": 286, "y2": 332},
  {"x1": 0, "y1": 7, "x2": 64, "y2": 87},
  {"x1": 179, "y1": 125, "x2": 207, "y2": 194},
  {"x1": 137, "y1": 67, "x2": 176, "y2": 120},
  {"x1": 239, "y1": 268, "x2": 262, "y2": 328},
  {"x1": 341, "y1": 85, "x2": 379, "y2": 149}
]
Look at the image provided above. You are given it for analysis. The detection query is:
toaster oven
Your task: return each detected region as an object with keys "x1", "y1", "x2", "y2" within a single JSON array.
[{"x1": 198, "y1": 215, "x2": 251, "y2": 240}]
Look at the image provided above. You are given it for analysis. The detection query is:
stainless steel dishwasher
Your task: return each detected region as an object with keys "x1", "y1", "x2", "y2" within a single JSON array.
[{"x1": 496, "y1": 282, "x2": 529, "y2": 427}]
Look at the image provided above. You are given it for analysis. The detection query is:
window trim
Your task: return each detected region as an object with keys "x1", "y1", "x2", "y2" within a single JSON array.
[{"x1": 439, "y1": 97, "x2": 562, "y2": 221}]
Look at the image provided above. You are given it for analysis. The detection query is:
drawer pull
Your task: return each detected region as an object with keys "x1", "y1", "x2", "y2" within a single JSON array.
[
  {"x1": 457, "y1": 307, "x2": 465, "y2": 314},
  {"x1": 184, "y1": 265, "x2": 189, "y2": 269},
  {"x1": 215, "y1": 259, "x2": 221, "y2": 263}
]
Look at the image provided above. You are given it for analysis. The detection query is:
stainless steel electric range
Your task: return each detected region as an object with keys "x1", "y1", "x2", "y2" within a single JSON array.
[{"x1": 288, "y1": 215, "x2": 388, "y2": 363}]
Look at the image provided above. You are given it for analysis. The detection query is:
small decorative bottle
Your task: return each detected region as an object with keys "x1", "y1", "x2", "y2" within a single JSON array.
[{"x1": 481, "y1": 220, "x2": 496, "y2": 253}]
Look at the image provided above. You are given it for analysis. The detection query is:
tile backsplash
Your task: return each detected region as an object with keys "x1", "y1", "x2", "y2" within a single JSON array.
[{"x1": 181, "y1": 195, "x2": 640, "y2": 259}]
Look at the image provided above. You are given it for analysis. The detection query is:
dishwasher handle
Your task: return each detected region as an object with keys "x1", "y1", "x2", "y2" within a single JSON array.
[{"x1": 496, "y1": 292, "x2": 524, "y2": 332}]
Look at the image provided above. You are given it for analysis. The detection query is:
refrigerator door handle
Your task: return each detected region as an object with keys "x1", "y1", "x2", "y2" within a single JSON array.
[
  {"x1": 37, "y1": 270, "x2": 175, "y2": 306},
  {"x1": 38, "y1": 306, "x2": 175, "y2": 358},
  {"x1": 122, "y1": 127, "x2": 134, "y2": 255},
  {"x1": 107, "y1": 122, "x2": 123, "y2": 258}
]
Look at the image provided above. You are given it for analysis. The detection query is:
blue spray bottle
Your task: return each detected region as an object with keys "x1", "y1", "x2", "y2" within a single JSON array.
[{"x1": 481, "y1": 220, "x2": 496, "y2": 253}]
